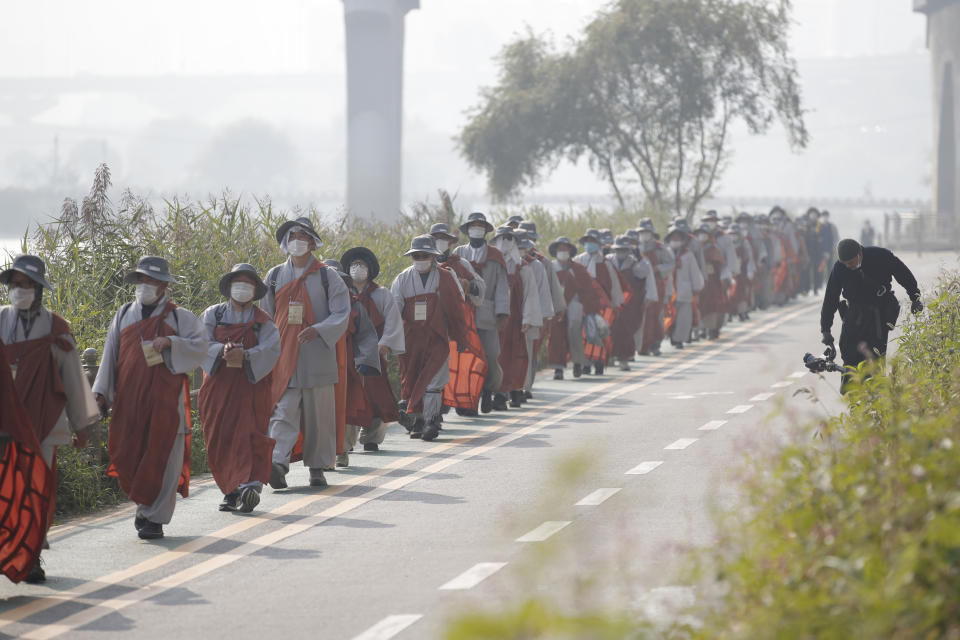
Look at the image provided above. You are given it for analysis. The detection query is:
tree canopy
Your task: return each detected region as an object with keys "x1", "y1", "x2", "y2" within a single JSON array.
[{"x1": 459, "y1": 0, "x2": 808, "y2": 219}]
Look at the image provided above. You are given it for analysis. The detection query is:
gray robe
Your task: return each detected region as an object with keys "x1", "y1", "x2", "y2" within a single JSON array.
[
  {"x1": 261, "y1": 256, "x2": 351, "y2": 388},
  {"x1": 453, "y1": 243, "x2": 509, "y2": 330},
  {"x1": 356, "y1": 283, "x2": 405, "y2": 356}
]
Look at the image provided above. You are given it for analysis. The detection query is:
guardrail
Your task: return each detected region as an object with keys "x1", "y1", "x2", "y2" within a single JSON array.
[{"x1": 883, "y1": 212, "x2": 959, "y2": 253}]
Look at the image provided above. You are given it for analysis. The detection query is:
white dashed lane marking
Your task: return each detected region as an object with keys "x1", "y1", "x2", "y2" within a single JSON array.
[
  {"x1": 789, "y1": 371, "x2": 808, "y2": 379},
  {"x1": 749, "y1": 392, "x2": 775, "y2": 402},
  {"x1": 771, "y1": 381, "x2": 793, "y2": 388},
  {"x1": 626, "y1": 461, "x2": 664, "y2": 475},
  {"x1": 516, "y1": 521, "x2": 571, "y2": 542},
  {"x1": 438, "y1": 563, "x2": 508, "y2": 590},
  {"x1": 351, "y1": 615, "x2": 423, "y2": 640},
  {"x1": 697, "y1": 420, "x2": 727, "y2": 431},
  {"x1": 727, "y1": 404, "x2": 754, "y2": 414},
  {"x1": 575, "y1": 488, "x2": 622, "y2": 506},
  {"x1": 664, "y1": 438, "x2": 698, "y2": 450}
]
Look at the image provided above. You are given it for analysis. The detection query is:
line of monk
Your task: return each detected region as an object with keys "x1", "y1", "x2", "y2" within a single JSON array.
[{"x1": 0, "y1": 206, "x2": 826, "y2": 584}]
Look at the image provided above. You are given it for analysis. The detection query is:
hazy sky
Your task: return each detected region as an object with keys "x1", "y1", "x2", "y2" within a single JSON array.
[{"x1": 0, "y1": 0, "x2": 932, "y2": 206}]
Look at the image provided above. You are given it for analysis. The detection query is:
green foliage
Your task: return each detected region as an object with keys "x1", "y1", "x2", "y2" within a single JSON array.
[
  {"x1": 459, "y1": 0, "x2": 807, "y2": 218},
  {"x1": 445, "y1": 600, "x2": 639, "y2": 640},
  {"x1": 444, "y1": 270, "x2": 960, "y2": 638}
]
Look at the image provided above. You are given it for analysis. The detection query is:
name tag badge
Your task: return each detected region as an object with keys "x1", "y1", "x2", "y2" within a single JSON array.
[
  {"x1": 414, "y1": 301, "x2": 428, "y2": 322},
  {"x1": 142, "y1": 341, "x2": 164, "y2": 367},
  {"x1": 288, "y1": 302, "x2": 304, "y2": 325},
  {"x1": 706, "y1": 264, "x2": 715, "y2": 275},
  {"x1": 225, "y1": 347, "x2": 243, "y2": 368}
]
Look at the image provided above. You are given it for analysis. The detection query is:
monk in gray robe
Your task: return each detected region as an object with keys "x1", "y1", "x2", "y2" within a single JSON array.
[
  {"x1": 93, "y1": 256, "x2": 208, "y2": 540},
  {"x1": 1, "y1": 255, "x2": 99, "y2": 581},
  {"x1": 262, "y1": 218, "x2": 351, "y2": 489},
  {"x1": 198, "y1": 264, "x2": 281, "y2": 513}
]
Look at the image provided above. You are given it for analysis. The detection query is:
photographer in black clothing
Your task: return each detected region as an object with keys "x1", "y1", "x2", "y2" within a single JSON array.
[{"x1": 820, "y1": 239, "x2": 922, "y2": 392}]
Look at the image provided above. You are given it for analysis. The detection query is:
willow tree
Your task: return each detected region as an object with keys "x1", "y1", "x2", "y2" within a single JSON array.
[{"x1": 459, "y1": 0, "x2": 808, "y2": 218}]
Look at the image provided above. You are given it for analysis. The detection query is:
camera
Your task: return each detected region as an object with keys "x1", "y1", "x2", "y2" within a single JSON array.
[{"x1": 803, "y1": 352, "x2": 844, "y2": 374}]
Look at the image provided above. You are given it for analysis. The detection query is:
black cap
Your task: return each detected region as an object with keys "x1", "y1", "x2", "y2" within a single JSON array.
[
  {"x1": 218, "y1": 263, "x2": 268, "y2": 300},
  {"x1": 124, "y1": 256, "x2": 176, "y2": 284},
  {"x1": 518, "y1": 221, "x2": 539, "y2": 240},
  {"x1": 0, "y1": 255, "x2": 53, "y2": 290}
]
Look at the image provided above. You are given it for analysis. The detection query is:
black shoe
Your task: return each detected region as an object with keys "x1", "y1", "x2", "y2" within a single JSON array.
[
  {"x1": 492, "y1": 393, "x2": 509, "y2": 411},
  {"x1": 708, "y1": 329, "x2": 720, "y2": 340},
  {"x1": 238, "y1": 487, "x2": 260, "y2": 513},
  {"x1": 422, "y1": 419, "x2": 441, "y2": 442},
  {"x1": 638, "y1": 351, "x2": 650, "y2": 356},
  {"x1": 138, "y1": 521, "x2": 164, "y2": 540},
  {"x1": 572, "y1": 363, "x2": 582, "y2": 378},
  {"x1": 309, "y1": 469, "x2": 328, "y2": 487},
  {"x1": 363, "y1": 442, "x2": 379, "y2": 452},
  {"x1": 652, "y1": 348, "x2": 662, "y2": 356},
  {"x1": 24, "y1": 556, "x2": 45, "y2": 584},
  {"x1": 594, "y1": 361, "x2": 604, "y2": 376},
  {"x1": 553, "y1": 368, "x2": 563, "y2": 380},
  {"x1": 671, "y1": 341, "x2": 684, "y2": 349},
  {"x1": 455, "y1": 407, "x2": 478, "y2": 417},
  {"x1": 268, "y1": 463, "x2": 288, "y2": 490},
  {"x1": 509, "y1": 390, "x2": 523, "y2": 408},
  {"x1": 409, "y1": 417, "x2": 424, "y2": 439},
  {"x1": 134, "y1": 515, "x2": 148, "y2": 532},
  {"x1": 480, "y1": 390, "x2": 493, "y2": 414},
  {"x1": 219, "y1": 491, "x2": 240, "y2": 512},
  {"x1": 524, "y1": 390, "x2": 533, "y2": 400},
  {"x1": 582, "y1": 364, "x2": 592, "y2": 375}
]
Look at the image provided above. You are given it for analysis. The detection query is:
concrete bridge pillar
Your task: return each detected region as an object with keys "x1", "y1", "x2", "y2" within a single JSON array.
[
  {"x1": 343, "y1": 0, "x2": 419, "y2": 223},
  {"x1": 916, "y1": 0, "x2": 960, "y2": 243}
]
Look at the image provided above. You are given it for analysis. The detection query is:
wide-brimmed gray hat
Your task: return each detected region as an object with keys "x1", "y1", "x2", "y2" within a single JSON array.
[
  {"x1": 727, "y1": 224, "x2": 743, "y2": 237},
  {"x1": 702, "y1": 210, "x2": 719, "y2": 222},
  {"x1": 578, "y1": 228, "x2": 601, "y2": 244},
  {"x1": 492, "y1": 226, "x2": 516, "y2": 242},
  {"x1": 518, "y1": 221, "x2": 539, "y2": 240},
  {"x1": 124, "y1": 256, "x2": 177, "y2": 284},
  {"x1": 218, "y1": 263, "x2": 268, "y2": 300},
  {"x1": 736, "y1": 211, "x2": 753, "y2": 222},
  {"x1": 548, "y1": 236, "x2": 576, "y2": 257},
  {"x1": 599, "y1": 229, "x2": 615, "y2": 245},
  {"x1": 664, "y1": 226, "x2": 690, "y2": 243},
  {"x1": 404, "y1": 235, "x2": 442, "y2": 256},
  {"x1": 516, "y1": 231, "x2": 534, "y2": 250},
  {"x1": 637, "y1": 219, "x2": 656, "y2": 233},
  {"x1": 341, "y1": 246, "x2": 380, "y2": 280},
  {"x1": 428, "y1": 223, "x2": 457, "y2": 240},
  {"x1": 458, "y1": 212, "x2": 494, "y2": 234},
  {"x1": 323, "y1": 259, "x2": 349, "y2": 277},
  {"x1": 275, "y1": 216, "x2": 323, "y2": 246},
  {"x1": 0, "y1": 255, "x2": 53, "y2": 290},
  {"x1": 505, "y1": 215, "x2": 524, "y2": 227},
  {"x1": 611, "y1": 235, "x2": 634, "y2": 250}
]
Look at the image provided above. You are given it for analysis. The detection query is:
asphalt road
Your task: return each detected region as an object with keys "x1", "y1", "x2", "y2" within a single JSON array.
[{"x1": 1, "y1": 251, "x2": 955, "y2": 640}]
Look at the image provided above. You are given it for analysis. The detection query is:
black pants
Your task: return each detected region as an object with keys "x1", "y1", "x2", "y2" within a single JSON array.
[{"x1": 838, "y1": 302, "x2": 892, "y2": 393}]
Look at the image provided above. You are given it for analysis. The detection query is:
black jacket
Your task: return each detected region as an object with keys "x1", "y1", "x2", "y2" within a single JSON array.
[{"x1": 820, "y1": 247, "x2": 920, "y2": 333}]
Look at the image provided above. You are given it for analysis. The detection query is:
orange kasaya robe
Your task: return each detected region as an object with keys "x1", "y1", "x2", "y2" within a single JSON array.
[
  {"x1": 197, "y1": 307, "x2": 276, "y2": 494},
  {"x1": 439, "y1": 255, "x2": 487, "y2": 410},
  {"x1": 107, "y1": 302, "x2": 192, "y2": 506},
  {"x1": 0, "y1": 339, "x2": 54, "y2": 583}
]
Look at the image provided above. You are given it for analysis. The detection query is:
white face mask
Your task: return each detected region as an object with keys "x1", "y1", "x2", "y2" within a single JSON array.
[
  {"x1": 231, "y1": 282, "x2": 255, "y2": 304},
  {"x1": 467, "y1": 226, "x2": 486, "y2": 239},
  {"x1": 413, "y1": 259, "x2": 432, "y2": 273},
  {"x1": 696, "y1": 234, "x2": 709, "y2": 244},
  {"x1": 556, "y1": 250, "x2": 570, "y2": 262},
  {"x1": 435, "y1": 239, "x2": 449, "y2": 253},
  {"x1": 135, "y1": 283, "x2": 161, "y2": 305},
  {"x1": 287, "y1": 239, "x2": 310, "y2": 257},
  {"x1": 8, "y1": 286, "x2": 35, "y2": 310},
  {"x1": 349, "y1": 264, "x2": 369, "y2": 282},
  {"x1": 669, "y1": 240, "x2": 683, "y2": 250},
  {"x1": 706, "y1": 221, "x2": 718, "y2": 230}
]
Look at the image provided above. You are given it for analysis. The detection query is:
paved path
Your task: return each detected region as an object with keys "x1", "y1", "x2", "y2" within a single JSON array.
[{"x1": 1, "y1": 252, "x2": 955, "y2": 639}]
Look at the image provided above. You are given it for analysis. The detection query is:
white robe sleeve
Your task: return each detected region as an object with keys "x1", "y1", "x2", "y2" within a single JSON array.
[
  {"x1": 164, "y1": 308, "x2": 209, "y2": 375},
  {"x1": 91, "y1": 308, "x2": 123, "y2": 406},
  {"x1": 55, "y1": 335, "x2": 100, "y2": 431},
  {"x1": 199, "y1": 305, "x2": 224, "y2": 376},
  {"x1": 519, "y1": 265, "x2": 543, "y2": 327},
  {"x1": 245, "y1": 318, "x2": 281, "y2": 384},
  {"x1": 312, "y1": 270, "x2": 351, "y2": 351},
  {"x1": 373, "y1": 287, "x2": 405, "y2": 355}
]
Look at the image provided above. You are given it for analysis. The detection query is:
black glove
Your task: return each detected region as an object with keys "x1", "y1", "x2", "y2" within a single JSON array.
[
  {"x1": 824, "y1": 343, "x2": 836, "y2": 361},
  {"x1": 821, "y1": 331, "x2": 834, "y2": 346},
  {"x1": 911, "y1": 297, "x2": 923, "y2": 314}
]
